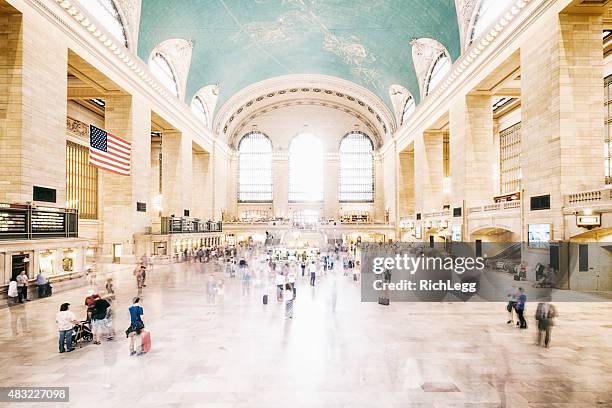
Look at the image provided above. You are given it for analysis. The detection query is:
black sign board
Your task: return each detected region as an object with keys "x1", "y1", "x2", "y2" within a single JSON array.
[{"x1": 137, "y1": 202, "x2": 147, "y2": 212}]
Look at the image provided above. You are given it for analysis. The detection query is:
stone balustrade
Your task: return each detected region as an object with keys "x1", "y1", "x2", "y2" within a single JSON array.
[{"x1": 566, "y1": 188, "x2": 612, "y2": 206}]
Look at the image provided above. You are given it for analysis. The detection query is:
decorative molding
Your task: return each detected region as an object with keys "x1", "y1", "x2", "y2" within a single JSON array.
[
  {"x1": 388, "y1": 85, "x2": 414, "y2": 126},
  {"x1": 192, "y1": 84, "x2": 220, "y2": 129},
  {"x1": 410, "y1": 38, "x2": 450, "y2": 99},
  {"x1": 149, "y1": 38, "x2": 193, "y2": 101},
  {"x1": 215, "y1": 74, "x2": 395, "y2": 146},
  {"x1": 229, "y1": 99, "x2": 382, "y2": 149},
  {"x1": 66, "y1": 117, "x2": 88, "y2": 138}
]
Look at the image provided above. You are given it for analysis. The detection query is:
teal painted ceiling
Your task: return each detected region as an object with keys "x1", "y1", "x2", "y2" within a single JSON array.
[{"x1": 138, "y1": 0, "x2": 461, "y2": 110}]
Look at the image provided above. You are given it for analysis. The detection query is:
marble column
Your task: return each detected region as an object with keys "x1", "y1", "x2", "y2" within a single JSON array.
[
  {"x1": 161, "y1": 131, "x2": 192, "y2": 217},
  {"x1": 449, "y1": 94, "x2": 495, "y2": 210},
  {"x1": 100, "y1": 95, "x2": 151, "y2": 263},
  {"x1": 414, "y1": 131, "x2": 444, "y2": 214},
  {"x1": 0, "y1": 10, "x2": 67, "y2": 204},
  {"x1": 398, "y1": 147, "x2": 415, "y2": 218},
  {"x1": 520, "y1": 12, "x2": 604, "y2": 239},
  {"x1": 272, "y1": 152, "x2": 289, "y2": 218}
]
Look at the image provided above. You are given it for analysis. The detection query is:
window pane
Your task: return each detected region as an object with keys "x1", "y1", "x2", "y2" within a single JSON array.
[
  {"x1": 289, "y1": 133, "x2": 324, "y2": 202},
  {"x1": 426, "y1": 53, "x2": 450, "y2": 95},
  {"x1": 238, "y1": 132, "x2": 273, "y2": 202},
  {"x1": 339, "y1": 131, "x2": 374, "y2": 202},
  {"x1": 150, "y1": 53, "x2": 179, "y2": 97},
  {"x1": 78, "y1": 0, "x2": 128, "y2": 47},
  {"x1": 191, "y1": 96, "x2": 208, "y2": 125},
  {"x1": 605, "y1": 75, "x2": 612, "y2": 185},
  {"x1": 66, "y1": 141, "x2": 98, "y2": 220},
  {"x1": 401, "y1": 96, "x2": 415, "y2": 125}
]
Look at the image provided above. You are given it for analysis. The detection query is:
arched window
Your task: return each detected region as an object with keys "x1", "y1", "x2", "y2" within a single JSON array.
[
  {"x1": 289, "y1": 133, "x2": 324, "y2": 202},
  {"x1": 339, "y1": 132, "x2": 374, "y2": 202},
  {"x1": 191, "y1": 96, "x2": 208, "y2": 126},
  {"x1": 401, "y1": 95, "x2": 416, "y2": 125},
  {"x1": 425, "y1": 52, "x2": 451, "y2": 96},
  {"x1": 469, "y1": 0, "x2": 512, "y2": 45},
  {"x1": 238, "y1": 132, "x2": 273, "y2": 202},
  {"x1": 150, "y1": 53, "x2": 179, "y2": 97},
  {"x1": 78, "y1": 0, "x2": 128, "y2": 48}
]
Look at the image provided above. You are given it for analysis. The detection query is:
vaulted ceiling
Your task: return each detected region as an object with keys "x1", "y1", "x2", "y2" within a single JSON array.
[{"x1": 137, "y1": 0, "x2": 461, "y2": 110}]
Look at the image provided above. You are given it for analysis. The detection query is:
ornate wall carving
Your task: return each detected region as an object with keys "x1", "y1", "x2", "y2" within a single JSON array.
[{"x1": 66, "y1": 117, "x2": 88, "y2": 138}]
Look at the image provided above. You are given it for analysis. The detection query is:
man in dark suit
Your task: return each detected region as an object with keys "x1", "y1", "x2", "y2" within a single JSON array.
[{"x1": 535, "y1": 302, "x2": 557, "y2": 348}]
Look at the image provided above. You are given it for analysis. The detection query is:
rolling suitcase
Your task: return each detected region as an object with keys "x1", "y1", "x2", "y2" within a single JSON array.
[
  {"x1": 263, "y1": 294, "x2": 268, "y2": 305},
  {"x1": 141, "y1": 329, "x2": 151, "y2": 353}
]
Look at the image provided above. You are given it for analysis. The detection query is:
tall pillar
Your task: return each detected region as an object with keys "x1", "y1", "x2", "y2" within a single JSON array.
[
  {"x1": 324, "y1": 153, "x2": 339, "y2": 220},
  {"x1": 373, "y1": 154, "x2": 385, "y2": 223},
  {"x1": 398, "y1": 148, "x2": 415, "y2": 217},
  {"x1": 272, "y1": 152, "x2": 288, "y2": 218},
  {"x1": 0, "y1": 10, "x2": 67, "y2": 204},
  {"x1": 414, "y1": 132, "x2": 444, "y2": 214},
  {"x1": 192, "y1": 149, "x2": 213, "y2": 220},
  {"x1": 520, "y1": 12, "x2": 604, "y2": 239},
  {"x1": 100, "y1": 95, "x2": 151, "y2": 263},
  {"x1": 449, "y1": 94, "x2": 495, "y2": 208},
  {"x1": 161, "y1": 131, "x2": 192, "y2": 217}
]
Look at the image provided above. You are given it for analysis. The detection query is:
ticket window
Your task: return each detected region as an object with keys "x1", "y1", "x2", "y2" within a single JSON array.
[{"x1": 12, "y1": 254, "x2": 31, "y2": 280}]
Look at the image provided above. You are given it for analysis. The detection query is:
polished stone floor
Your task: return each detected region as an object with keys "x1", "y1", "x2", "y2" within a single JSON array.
[{"x1": 0, "y1": 260, "x2": 611, "y2": 407}]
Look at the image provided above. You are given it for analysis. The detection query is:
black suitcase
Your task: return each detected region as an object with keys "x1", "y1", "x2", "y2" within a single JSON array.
[
  {"x1": 378, "y1": 297, "x2": 389, "y2": 306},
  {"x1": 263, "y1": 294, "x2": 268, "y2": 305}
]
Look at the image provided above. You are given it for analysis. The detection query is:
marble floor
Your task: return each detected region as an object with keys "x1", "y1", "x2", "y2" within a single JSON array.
[{"x1": 0, "y1": 261, "x2": 611, "y2": 408}]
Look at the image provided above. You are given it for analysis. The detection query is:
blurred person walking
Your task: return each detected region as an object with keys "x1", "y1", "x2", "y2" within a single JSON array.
[
  {"x1": 285, "y1": 283, "x2": 294, "y2": 319},
  {"x1": 535, "y1": 302, "x2": 557, "y2": 347}
]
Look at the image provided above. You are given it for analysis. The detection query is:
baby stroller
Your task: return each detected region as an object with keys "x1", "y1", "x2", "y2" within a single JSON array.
[{"x1": 72, "y1": 320, "x2": 93, "y2": 347}]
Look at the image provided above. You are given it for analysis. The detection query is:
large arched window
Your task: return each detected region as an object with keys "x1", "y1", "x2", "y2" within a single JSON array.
[
  {"x1": 401, "y1": 95, "x2": 416, "y2": 125},
  {"x1": 289, "y1": 133, "x2": 324, "y2": 202},
  {"x1": 469, "y1": 0, "x2": 512, "y2": 45},
  {"x1": 150, "y1": 53, "x2": 179, "y2": 97},
  {"x1": 191, "y1": 96, "x2": 208, "y2": 126},
  {"x1": 78, "y1": 0, "x2": 128, "y2": 48},
  {"x1": 339, "y1": 132, "x2": 374, "y2": 202},
  {"x1": 238, "y1": 132, "x2": 273, "y2": 202},
  {"x1": 425, "y1": 52, "x2": 451, "y2": 96}
]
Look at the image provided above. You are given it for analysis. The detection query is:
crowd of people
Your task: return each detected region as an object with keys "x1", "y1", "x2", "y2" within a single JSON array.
[{"x1": 0, "y1": 239, "x2": 561, "y2": 356}]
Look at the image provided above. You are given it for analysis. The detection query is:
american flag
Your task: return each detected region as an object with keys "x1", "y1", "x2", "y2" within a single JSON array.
[{"x1": 89, "y1": 125, "x2": 131, "y2": 176}]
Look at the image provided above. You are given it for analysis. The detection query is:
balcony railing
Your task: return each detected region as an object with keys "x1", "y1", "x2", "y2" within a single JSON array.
[
  {"x1": 161, "y1": 217, "x2": 222, "y2": 234},
  {"x1": 423, "y1": 210, "x2": 450, "y2": 219},
  {"x1": 469, "y1": 200, "x2": 520, "y2": 214},
  {"x1": 0, "y1": 204, "x2": 78, "y2": 240},
  {"x1": 566, "y1": 188, "x2": 612, "y2": 206}
]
